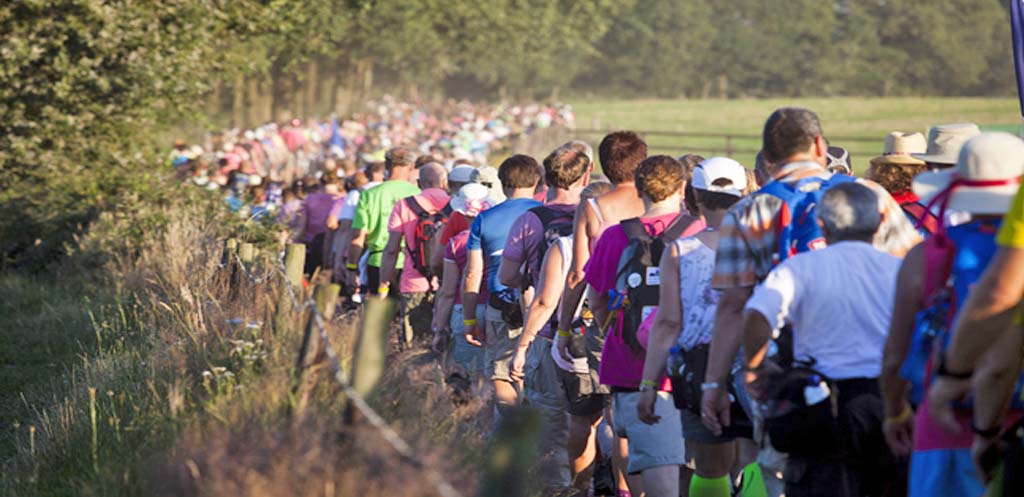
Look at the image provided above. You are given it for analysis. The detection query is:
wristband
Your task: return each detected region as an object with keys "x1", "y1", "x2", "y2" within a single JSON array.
[
  {"x1": 700, "y1": 382, "x2": 722, "y2": 392},
  {"x1": 936, "y1": 355, "x2": 973, "y2": 380},
  {"x1": 556, "y1": 329, "x2": 572, "y2": 338},
  {"x1": 972, "y1": 421, "x2": 1001, "y2": 439},
  {"x1": 346, "y1": 263, "x2": 358, "y2": 270},
  {"x1": 463, "y1": 318, "x2": 477, "y2": 326},
  {"x1": 885, "y1": 405, "x2": 913, "y2": 425},
  {"x1": 377, "y1": 284, "x2": 390, "y2": 296},
  {"x1": 640, "y1": 379, "x2": 658, "y2": 388}
]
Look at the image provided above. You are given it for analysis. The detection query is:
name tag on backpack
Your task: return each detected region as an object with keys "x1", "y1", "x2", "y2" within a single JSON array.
[{"x1": 646, "y1": 267, "x2": 660, "y2": 286}]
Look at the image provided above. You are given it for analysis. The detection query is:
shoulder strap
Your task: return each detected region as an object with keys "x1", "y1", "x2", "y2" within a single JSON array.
[
  {"x1": 660, "y1": 214, "x2": 700, "y2": 242},
  {"x1": 530, "y1": 205, "x2": 571, "y2": 228},
  {"x1": 621, "y1": 217, "x2": 653, "y2": 242},
  {"x1": 902, "y1": 201, "x2": 940, "y2": 234},
  {"x1": 921, "y1": 233, "x2": 955, "y2": 302},
  {"x1": 440, "y1": 203, "x2": 453, "y2": 218},
  {"x1": 587, "y1": 198, "x2": 605, "y2": 223},
  {"x1": 404, "y1": 196, "x2": 429, "y2": 219}
]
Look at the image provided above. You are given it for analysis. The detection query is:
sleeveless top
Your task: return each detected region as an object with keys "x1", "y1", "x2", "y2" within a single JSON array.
[
  {"x1": 549, "y1": 236, "x2": 589, "y2": 373},
  {"x1": 675, "y1": 236, "x2": 719, "y2": 350},
  {"x1": 587, "y1": 197, "x2": 615, "y2": 251}
]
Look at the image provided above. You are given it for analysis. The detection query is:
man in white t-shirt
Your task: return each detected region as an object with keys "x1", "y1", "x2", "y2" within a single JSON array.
[{"x1": 741, "y1": 182, "x2": 905, "y2": 497}]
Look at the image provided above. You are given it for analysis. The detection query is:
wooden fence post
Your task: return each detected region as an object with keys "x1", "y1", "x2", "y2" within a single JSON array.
[
  {"x1": 347, "y1": 296, "x2": 396, "y2": 422},
  {"x1": 239, "y1": 243, "x2": 256, "y2": 268},
  {"x1": 222, "y1": 238, "x2": 239, "y2": 265},
  {"x1": 479, "y1": 406, "x2": 542, "y2": 497},
  {"x1": 285, "y1": 243, "x2": 305, "y2": 290}
]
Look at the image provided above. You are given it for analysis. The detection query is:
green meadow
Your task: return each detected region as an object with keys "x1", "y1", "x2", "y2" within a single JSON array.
[{"x1": 567, "y1": 97, "x2": 1022, "y2": 172}]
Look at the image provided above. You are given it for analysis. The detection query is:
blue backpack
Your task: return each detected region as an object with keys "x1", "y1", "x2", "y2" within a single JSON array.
[
  {"x1": 758, "y1": 173, "x2": 859, "y2": 264},
  {"x1": 900, "y1": 219, "x2": 1024, "y2": 408}
]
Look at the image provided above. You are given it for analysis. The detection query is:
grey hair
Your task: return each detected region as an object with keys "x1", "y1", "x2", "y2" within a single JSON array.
[{"x1": 816, "y1": 182, "x2": 881, "y2": 241}]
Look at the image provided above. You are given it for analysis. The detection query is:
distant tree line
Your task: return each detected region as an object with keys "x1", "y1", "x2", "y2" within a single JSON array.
[{"x1": 0, "y1": 0, "x2": 1015, "y2": 269}]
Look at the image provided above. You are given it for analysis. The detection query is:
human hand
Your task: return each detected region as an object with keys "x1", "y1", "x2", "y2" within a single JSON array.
[
  {"x1": 509, "y1": 346, "x2": 528, "y2": 382},
  {"x1": 556, "y1": 334, "x2": 574, "y2": 364},
  {"x1": 972, "y1": 433, "x2": 1006, "y2": 483},
  {"x1": 882, "y1": 404, "x2": 915, "y2": 457},
  {"x1": 927, "y1": 376, "x2": 972, "y2": 434},
  {"x1": 465, "y1": 323, "x2": 484, "y2": 347},
  {"x1": 701, "y1": 387, "x2": 732, "y2": 436},
  {"x1": 637, "y1": 389, "x2": 660, "y2": 425},
  {"x1": 743, "y1": 361, "x2": 782, "y2": 402}
]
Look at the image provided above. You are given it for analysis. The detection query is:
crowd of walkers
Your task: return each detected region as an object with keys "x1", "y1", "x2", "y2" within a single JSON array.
[{"x1": 174, "y1": 103, "x2": 1024, "y2": 497}]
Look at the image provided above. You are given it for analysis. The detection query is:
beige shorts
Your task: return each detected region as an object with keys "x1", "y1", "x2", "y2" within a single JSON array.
[{"x1": 484, "y1": 305, "x2": 522, "y2": 382}]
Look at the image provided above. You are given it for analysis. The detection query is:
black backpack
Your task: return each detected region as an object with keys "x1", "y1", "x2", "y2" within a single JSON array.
[
  {"x1": 614, "y1": 214, "x2": 700, "y2": 352},
  {"x1": 522, "y1": 205, "x2": 575, "y2": 289},
  {"x1": 404, "y1": 196, "x2": 452, "y2": 280}
]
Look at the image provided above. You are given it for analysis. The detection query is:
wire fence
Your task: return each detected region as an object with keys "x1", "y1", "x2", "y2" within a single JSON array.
[{"x1": 224, "y1": 241, "x2": 464, "y2": 497}]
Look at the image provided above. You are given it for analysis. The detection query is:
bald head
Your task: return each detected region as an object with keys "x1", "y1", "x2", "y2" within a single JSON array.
[{"x1": 418, "y1": 162, "x2": 448, "y2": 191}]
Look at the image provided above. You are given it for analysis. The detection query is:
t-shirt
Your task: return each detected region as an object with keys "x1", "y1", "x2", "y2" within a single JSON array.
[
  {"x1": 440, "y1": 211, "x2": 469, "y2": 246},
  {"x1": 387, "y1": 188, "x2": 451, "y2": 293},
  {"x1": 445, "y1": 229, "x2": 489, "y2": 305},
  {"x1": 502, "y1": 203, "x2": 577, "y2": 338},
  {"x1": 467, "y1": 197, "x2": 543, "y2": 295},
  {"x1": 585, "y1": 212, "x2": 706, "y2": 389},
  {"x1": 301, "y1": 191, "x2": 341, "y2": 242},
  {"x1": 337, "y1": 181, "x2": 381, "y2": 221},
  {"x1": 998, "y1": 185, "x2": 1024, "y2": 248},
  {"x1": 744, "y1": 241, "x2": 901, "y2": 380},
  {"x1": 352, "y1": 180, "x2": 420, "y2": 267},
  {"x1": 712, "y1": 161, "x2": 920, "y2": 290},
  {"x1": 674, "y1": 236, "x2": 719, "y2": 350}
]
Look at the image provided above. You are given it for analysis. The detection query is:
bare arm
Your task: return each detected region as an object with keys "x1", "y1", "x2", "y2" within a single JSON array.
[
  {"x1": 498, "y1": 256, "x2": 525, "y2": 289},
  {"x1": 378, "y1": 232, "x2": 402, "y2": 290},
  {"x1": 567, "y1": 201, "x2": 596, "y2": 288},
  {"x1": 432, "y1": 259, "x2": 460, "y2": 332},
  {"x1": 641, "y1": 245, "x2": 682, "y2": 385},
  {"x1": 462, "y1": 249, "x2": 484, "y2": 321},
  {"x1": 428, "y1": 230, "x2": 446, "y2": 277},
  {"x1": 972, "y1": 326, "x2": 1024, "y2": 432},
  {"x1": 880, "y1": 245, "x2": 924, "y2": 418},
  {"x1": 517, "y1": 243, "x2": 566, "y2": 351}
]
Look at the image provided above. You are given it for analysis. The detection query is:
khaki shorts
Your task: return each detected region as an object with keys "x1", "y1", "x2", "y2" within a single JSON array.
[
  {"x1": 612, "y1": 391, "x2": 686, "y2": 474},
  {"x1": 523, "y1": 338, "x2": 570, "y2": 487},
  {"x1": 484, "y1": 305, "x2": 522, "y2": 382}
]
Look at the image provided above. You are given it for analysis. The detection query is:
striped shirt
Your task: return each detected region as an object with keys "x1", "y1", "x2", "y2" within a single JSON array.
[{"x1": 711, "y1": 161, "x2": 921, "y2": 290}]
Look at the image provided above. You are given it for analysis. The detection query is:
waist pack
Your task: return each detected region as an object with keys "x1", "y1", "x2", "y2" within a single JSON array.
[
  {"x1": 761, "y1": 360, "x2": 840, "y2": 455},
  {"x1": 668, "y1": 344, "x2": 753, "y2": 439},
  {"x1": 489, "y1": 289, "x2": 523, "y2": 329}
]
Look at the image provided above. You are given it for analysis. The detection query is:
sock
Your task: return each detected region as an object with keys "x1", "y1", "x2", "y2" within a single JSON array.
[
  {"x1": 739, "y1": 462, "x2": 768, "y2": 497},
  {"x1": 689, "y1": 475, "x2": 731, "y2": 497}
]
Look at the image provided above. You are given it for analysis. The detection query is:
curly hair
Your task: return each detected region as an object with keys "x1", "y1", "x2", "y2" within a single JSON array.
[
  {"x1": 635, "y1": 155, "x2": 685, "y2": 202},
  {"x1": 866, "y1": 161, "x2": 926, "y2": 195}
]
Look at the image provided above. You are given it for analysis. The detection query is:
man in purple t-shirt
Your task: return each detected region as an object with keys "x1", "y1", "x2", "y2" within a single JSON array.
[{"x1": 501, "y1": 143, "x2": 593, "y2": 489}]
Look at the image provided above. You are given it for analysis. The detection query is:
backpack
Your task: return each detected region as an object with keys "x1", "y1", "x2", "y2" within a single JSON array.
[
  {"x1": 900, "y1": 219, "x2": 1024, "y2": 408},
  {"x1": 614, "y1": 214, "x2": 700, "y2": 352},
  {"x1": 404, "y1": 196, "x2": 451, "y2": 280},
  {"x1": 522, "y1": 206, "x2": 575, "y2": 289},
  {"x1": 901, "y1": 201, "x2": 941, "y2": 236},
  {"x1": 758, "y1": 173, "x2": 859, "y2": 263}
]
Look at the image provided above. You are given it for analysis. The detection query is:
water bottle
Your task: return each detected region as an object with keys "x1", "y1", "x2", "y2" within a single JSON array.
[
  {"x1": 803, "y1": 374, "x2": 831, "y2": 406},
  {"x1": 666, "y1": 346, "x2": 685, "y2": 377}
]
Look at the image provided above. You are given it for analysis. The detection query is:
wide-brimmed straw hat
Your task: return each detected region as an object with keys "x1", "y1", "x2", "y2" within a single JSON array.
[
  {"x1": 449, "y1": 183, "x2": 496, "y2": 217},
  {"x1": 912, "y1": 123, "x2": 981, "y2": 165},
  {"x1": 912, "y1": 132, "x2": 1024, "y2": 215},
  {"x1": 869, "y1": 132, "x2": 927, "y2": 166}
]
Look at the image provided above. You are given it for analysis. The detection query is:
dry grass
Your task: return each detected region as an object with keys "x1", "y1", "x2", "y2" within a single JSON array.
[{"x1": 3, "y1": 196, "x2": 489, "y2": 496}]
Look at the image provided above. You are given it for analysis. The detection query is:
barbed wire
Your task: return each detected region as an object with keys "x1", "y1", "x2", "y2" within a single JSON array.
[{"x1": 225, "y1": 245, "x2": 464, "y2": 497}]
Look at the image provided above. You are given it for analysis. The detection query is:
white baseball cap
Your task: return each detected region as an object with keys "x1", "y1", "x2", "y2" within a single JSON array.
[{"x1": 691, "y1": 157, "x2": 748, "y2": 198}]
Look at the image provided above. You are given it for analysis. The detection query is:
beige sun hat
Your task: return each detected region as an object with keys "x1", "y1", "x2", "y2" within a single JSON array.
[
  {"x1": 469, "y1": 165, "x2": 506, "y2": 202},
  {"x1": 912, "y1": 132, "x2": 1024, "y2": 215},
  {"x1": 912, "y1": 123, "x2": 981, "y2": 165},
  {"x1": 869, "y1": 132, "x2": 927, "y2": 166}
]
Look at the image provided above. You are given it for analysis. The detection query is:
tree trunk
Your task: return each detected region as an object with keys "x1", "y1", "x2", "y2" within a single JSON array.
[
  {"x1": 717, "y1": 74, "x2": 729, "y2": 99},
  {"x1": 305, "y1": 60, "x2": 319, "y2": 118},
  {"x1": 232, "y1": 74, "x2": 246, "y2": 129},
  {"x1": 246, "y1": 77, "x2": 261, "y2": 126},
  {"x1": 207, "y1": 79, "x2": 222, "y2": 120}
]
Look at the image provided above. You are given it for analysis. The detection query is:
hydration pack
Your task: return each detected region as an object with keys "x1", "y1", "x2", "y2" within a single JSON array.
[
  {"x1": 404, "y1": 196, "x2": 451, "y2": 280},
  {"x1": 523, "y1": 205, "x2": 575, "y2": 289},
  {"x1": 614, "y1": 214, "x2": 700, "y2": 352},
  {"x1": 758, "y1": 173, "x2": 858, "y2": 263},
  {"x1": 900, "y1": 219, "x2": 1024, "y2": 408}
]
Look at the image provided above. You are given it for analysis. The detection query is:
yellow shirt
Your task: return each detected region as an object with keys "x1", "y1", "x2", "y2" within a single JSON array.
[{"x1": 997, "y1": 186, "x2": 1024, "y2": 248}]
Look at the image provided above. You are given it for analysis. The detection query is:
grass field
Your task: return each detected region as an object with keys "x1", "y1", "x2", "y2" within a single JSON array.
[{"x1": 567, "y1": 97, "x2": 1022, "y2": 172}]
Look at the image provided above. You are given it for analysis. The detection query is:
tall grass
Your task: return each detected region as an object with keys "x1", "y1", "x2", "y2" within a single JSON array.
[{"x1": 2, "y1": 194, "x2": 486, "y2": 496}]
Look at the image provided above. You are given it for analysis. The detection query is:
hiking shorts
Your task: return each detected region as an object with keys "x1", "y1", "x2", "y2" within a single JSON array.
[
  {"x1": 524, "y1": 338, "x2": 571, "y2": 487},
  {"x1": 450, "y1": 304, "x2": 486, "y2": 374},
  {"x1": 485, "y1": 305, "x2": 522, "y2": 382},
  {"x1": 558, "y1": 325, "x2": 610, "y2": 417},
  {"x1": 611, "y1": 390, "x2": 686, "y2": 474}
]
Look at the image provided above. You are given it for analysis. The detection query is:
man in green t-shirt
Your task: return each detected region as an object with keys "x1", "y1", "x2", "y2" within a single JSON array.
[{"x1": 345, "y1": 147, "x2": 420, "y2": 298}]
